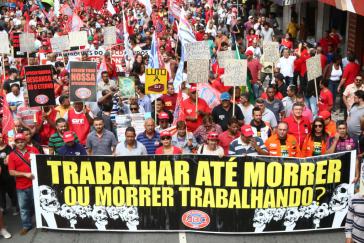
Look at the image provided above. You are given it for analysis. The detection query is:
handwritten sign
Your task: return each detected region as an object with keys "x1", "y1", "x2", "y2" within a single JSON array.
[
  {"x1": 187, "y1": 59, "x2": 209, "y2": 83},
  {"x1": 306, "y1": 55, "x2": 322, "y2": 81},
  {"x1": 185, "y1": 41, "x2": 210, "y2": 60},
  {"x1": 262, "y1": 42, "x2": 280, "y2": 63},
  {"x1": 19, "y1": 33, "x2": 35, "y2": 53},
  {"x1": 217, "y1": 51, "x2": 235, "y2": 67},
  {"x1": 145, "y1": 69, "x2": 168, "y2": 94},
  {"x1": 222, "y1": 59, "x2": 247, "y2": 86},
  {"x1": 0, "y1": 32, "x2": 10, "y2": 54},
  {"x1": 103, "y1": 26, "x2": 117, "y2": 46},
  {"x1": 50, "y1": 36, "x2": 70, "y2": 52},
  {"x1": 68, "y1": 31, "x2": 88, "y2": 47},
  {"x1": 118, "y1": 76, "x2": 135, "y2": 98}
]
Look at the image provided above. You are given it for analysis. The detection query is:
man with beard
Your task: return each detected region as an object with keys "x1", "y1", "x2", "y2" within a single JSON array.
[
  {"x1": 86, "y1": 117, "x2": 117, "y2": 155},
  {"x1": 218, "y1": 118, "x2": 241, "y2": 155},
  {"x1": 265, "y1": 122, "x2": 301, "y2": 157},
  {"x1": 8, "y1": 133, "x2": 39, "y2": 235},
  {"x1": 115, "y1": 127, "x2": 148, "y2": 156},
  {"x1": 250, "y1": 107, "x2": 272, "y2": 143},
  {"x1": 264, "y1": 85, "x2": 284, "y2": 123},
  {"x1": 66, "y1": 102, "x2": 93, "y2": 146},
  {"x1": 48, "y1": 118, "x2": 79, "y2": 155},
  {"x1": 212, "y1": 92, "x2": 244, "y2": 131}
]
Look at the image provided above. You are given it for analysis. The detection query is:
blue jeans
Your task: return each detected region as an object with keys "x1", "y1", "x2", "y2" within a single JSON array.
[
  {"x1": 305, "y1": 96, "x2": 318, "y2": 119},
  {"x1": 17, "y1": 187, "x2": 34, "y2": 229},
  {"x1": 328, "y1": 80, "x2": 340, "y2": 110},
  {"x1": 253, "y1": 83, "x2": 263, "y2": 99}
]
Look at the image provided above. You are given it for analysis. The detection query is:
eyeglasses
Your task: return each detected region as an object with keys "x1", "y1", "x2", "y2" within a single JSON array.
[
  {"x1": 161, "y1": 136, "x2": 171, "y2": 140},
  {"x1": 356, "y1": 79, "x2": 362, "y2": 81},
  {"x1": 314, "y1": 124, "x2": 323, "y2": 128},
  {"x1": 130, "y1": 107, "x2": 138, "y2": 111}
]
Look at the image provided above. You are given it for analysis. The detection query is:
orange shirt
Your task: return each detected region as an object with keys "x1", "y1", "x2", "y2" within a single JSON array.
[
  {"x1": 301, "y1": 135, "x2": 328, "y2": 157},
  {"x1": 265, "y1": 134, "x2": 301, "y2": 157},
  {"x1": 325, "y1": 120, "x2": 336, "y2": 137}
]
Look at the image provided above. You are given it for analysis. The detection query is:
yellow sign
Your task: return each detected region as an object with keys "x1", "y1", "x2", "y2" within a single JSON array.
[{"x1": 145, "y1": 68, "x2": 168, "y2": 94}]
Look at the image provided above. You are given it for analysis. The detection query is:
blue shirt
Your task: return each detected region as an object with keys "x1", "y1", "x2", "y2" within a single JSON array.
[
  {"x1": 57, "y1": 143, "x2": 87, "y2": 156},
  {"x1": 136, "y1": 131, "x2": 160, "y2": 155}
]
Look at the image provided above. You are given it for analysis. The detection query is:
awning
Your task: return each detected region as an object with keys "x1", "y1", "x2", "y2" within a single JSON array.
[
  {"x1": 320, "y1": 0, "x2": 364, "y2": 16},
  {"x1": 272, "y1": 0, "x2": 311, "y2": 6}
]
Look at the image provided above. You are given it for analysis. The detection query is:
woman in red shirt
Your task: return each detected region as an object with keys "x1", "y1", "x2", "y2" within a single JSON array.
[
  {"x1": 281, "y1": 33, "x2": 293, "y2": 50},
  {"x1": 155, "y1": 131, "x2": 182, "y2": 155},
  {"x1": 246, "y1": 28, "x2": 259, "y2": 48}
]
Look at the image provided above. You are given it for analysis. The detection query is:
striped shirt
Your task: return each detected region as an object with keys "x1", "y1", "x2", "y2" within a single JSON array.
[
  {"x1": 345, "y1": 193, "x2": 364, "y2": 242},
  {"x1": 229, "y1": 136, "x2": 267, "y2": 155},
  {"x1": 48, "y1": 132, "x2": 79, "y2": 154},
  {"x1": 136, "y1": 131, "x2": 160, "y2": 155},
  {"x1": 16, "y1": 105, "x2": 41, "y2": 128}
]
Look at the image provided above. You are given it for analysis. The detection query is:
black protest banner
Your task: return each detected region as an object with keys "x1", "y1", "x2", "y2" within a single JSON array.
[
  {"x1": 69, "y1": 61, "x2": 97, "y2": 102},
  {"x1": 12, "y1": 33, "x2": 36, "y2": 58},
  {"x1": 32, "y1": 152, "x2": 355, "y2": 233},
  {"x1": 25, "y1": 65, "x2": 55, "y2": 107}
]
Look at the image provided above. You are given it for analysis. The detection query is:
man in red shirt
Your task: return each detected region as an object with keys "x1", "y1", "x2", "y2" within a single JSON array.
[
  {"x1": 246, "y1": 50, "x2": 262, "y2": 98},
  {"x1": 218, "y1": 118, "x2": 240, "y2": 155},
  {"x1": 318, "y1": 79, "x2": 333, "y2": 112},
  {"x1": 35, "y1": 106, "x2": 59, "y2": 146},
  {"x1": 181, "y1": 86, "x2": 211, "y2": 132},
  {"x1": 318, "y1": 31, "x2": 334, "y2": 54},
  {"x1": 66, "y1": 102, "x2": 93, "y2": 145},
  {"x1": 338, "y1": 54, "x2": 360, "y2": 92},
  {"x1": 283, "y1": 103, "x2": 311, "y2": 148},
  {"x1": 8, "y1": 133, "x2": 39, "y2": 235},
  {"x1": 160, "y1": 83, "x2": 177, "y2": 113}
]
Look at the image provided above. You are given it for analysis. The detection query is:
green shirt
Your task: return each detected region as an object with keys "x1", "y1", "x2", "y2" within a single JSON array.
[{"x1": 48, "y1": 132, "x2": 79, "y2": 155}]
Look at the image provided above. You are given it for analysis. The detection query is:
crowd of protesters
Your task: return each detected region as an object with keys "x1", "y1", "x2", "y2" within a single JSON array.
[{"x1": 0, "y1": 0, "x2": 363, "y2": 240}]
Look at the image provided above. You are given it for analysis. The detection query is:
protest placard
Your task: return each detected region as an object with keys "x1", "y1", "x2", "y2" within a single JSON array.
[
  {"x1": 185, "y1": 41, "x2": 210, "y2": 60},
  {"x1": 306, "y1": 55, "x2": 322, "y2": 81},
  {"x1": 115, "y1": 113, "x2": 145, "y2": 141},
  {"x1": 69, "y1": 61, "x2": 97, "y2": 102},
  {"x1": 222, "y1": 59, "x2": 247, "y2": 86},
  {"x1": 103, "y1": 26, "x2": 117, "y2": 46},
  {"x1": 50, "y1": 36, "x2": 70, "y2": 52},
  {"x1": 32, "y1": 151, "x2": 355, "y2": 233},
  {"x1": 118, "y1": 76, "x2": 135, "y2": 98},
  {"x1": 262, "y1": 42, "x2": 280, "y2": 63},
  {"x1": 19, "y1": 33, "x2": 36, "y2": 53},
  {"x1": 187, "y1": 59, "x2": 209, "y2": 83},
  {"x1": 145, "y1": 68, "x2": 168, "y2": 94},
  {"x1": 24, "y1": 65, "x2": 55, "y2": 107},
  {"x1": 68, "y1": 31, "x2": 88, "y2": 47},
  {"x1": 0, "y1": 32, "x2": 10, "y2": 54},
  {"x1": 217, "y1": 50, "x2": 235, "y2": 66}
]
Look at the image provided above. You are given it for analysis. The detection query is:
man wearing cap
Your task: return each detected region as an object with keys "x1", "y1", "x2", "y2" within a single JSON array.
[
  {"x1": 265, "y1": 122, "x2": 301, "y2": 157},
  {"x1": 181, "y1": 86, "x2": 211, "y2": 132},
  {"x1": 57, "y1": 131, "x2": 87, "y2": 156},
  {"x1": 229, "y1": 125, "x2": 268, "y2": 155},
  {"x1": 151, "y1": 98, "x2": 173, "y2": 125},
  {"x1": 212, "y1": 92, "x2": 244, "y2": 131},
  {"x1": 156, "y1": 112, "x2": 171, "y2": 132},
  {"x1": 8, "y1": 133, "x2": 39, "y2": 235},
  {"x1": 246, "y1": 50, "x2": 262, "y2": 98},
  {"x1": 318, "y1": 110, "x2": 336, "y2": 137}
]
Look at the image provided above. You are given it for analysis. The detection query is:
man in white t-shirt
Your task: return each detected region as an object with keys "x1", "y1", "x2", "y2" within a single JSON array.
[{"x1": 276, "y1": 48, "x2": 296, "y2": 85}]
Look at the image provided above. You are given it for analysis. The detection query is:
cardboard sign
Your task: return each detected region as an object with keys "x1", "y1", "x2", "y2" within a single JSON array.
[
  {"x1": 103, "y1": 26, "x2": 117, "y2": 46},
  {"x1": 262, "y1": 42, "x2": 280, "y2": 63},
  {"x1": 68, "y1": 31, "x2": 88, "y2": 47},
  {"x1": 306, "y1": 55, "x2": 323, "y2": 81},
  {"x1": 0, "y1": 32, "x2": 10, "y2": 54},
  {"x1": 50, "y1": 36, "x2": 70, "y2": 52},
  {"x1": 19, "y1": 33, "x2": 36, "y2": 53},
  {"x1": 222, "y1": 59, "x2": 247, "y2": 86},
  {"x1": 145, "y1": 68, "x2": 168, "y2": 94},
  {"x1": 217, "y1": 51, "x2": 235, "y2": 66},
  {"x1": 24, "y1": 65, "x2": 55, "y2": 107},
  {"x1": 118, "y1": 76, "x2": 135, "y2": 98},
  {"x1": 69, "y1": 61, "x2": 97, "y2": 102},
  {"x1": 187, "y1": 59, "x2": 209, "y2": 83},
  {"x1": 185, "y1": 41, "x2": 210, "y2": 60}
]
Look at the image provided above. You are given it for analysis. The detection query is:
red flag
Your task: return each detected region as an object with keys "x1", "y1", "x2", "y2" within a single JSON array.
[
  {"x1": 81, "y1": 0, "x2": 105, "y2": 10},
  {"x1": 0, "y1": 96, "x2": 14, "y2": 137},
  {"x1": 172, "y1": 88, "x2": 185, "y2": 126},
  {"x1": 24, "y1": 11, "x2": 30, "y2": 33}
]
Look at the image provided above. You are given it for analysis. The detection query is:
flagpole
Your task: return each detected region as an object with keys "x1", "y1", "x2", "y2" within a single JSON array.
[
  {"x1": 195, "y1": 85, "x2": 198, "y2": 119},
  {"x1": 1, "y1": 54, "x2": 5, "y2": 94},
  {"x1": 232, "y1": 86, "x2": 236, "y2": 117}
]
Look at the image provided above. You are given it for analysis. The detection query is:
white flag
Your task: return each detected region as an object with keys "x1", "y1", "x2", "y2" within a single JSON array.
[
  {"x1": 107, "y1": 0, "x2": 116, "y2": 15},
  {"x1": 137, "y1": 0, "x2": 152, "y2": 16}
]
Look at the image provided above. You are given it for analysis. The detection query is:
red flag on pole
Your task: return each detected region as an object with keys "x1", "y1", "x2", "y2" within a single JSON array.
[{"x1": 0, "y1": 95, "x2": 14, "y2": 138}]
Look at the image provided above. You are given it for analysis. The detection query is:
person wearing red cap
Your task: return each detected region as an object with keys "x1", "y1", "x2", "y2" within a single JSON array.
[
  {"x1": 7, "y1": 133, "x2": 39, "y2": 235},
  {"x1": 155, "y1": 131, "x2": 182, "y2": 155},
  {"x1": 181, "y1": 86, "x2": 211, "y2": 132},
  {"x1": 57, "y1": 131, "x2": 87, "y2": 156},
  {"x1": 229, "y1": 125, "x2": 268, "y2": 155},
  {"x1": 156, "y1": 112, "x2": 171, "y2": 132},
  {"x1": 197, "y1": 132, "x2": 224, "y2": 156},
  {"x1": 318, "y1": 110, "x2": 336, "y2": 137}
]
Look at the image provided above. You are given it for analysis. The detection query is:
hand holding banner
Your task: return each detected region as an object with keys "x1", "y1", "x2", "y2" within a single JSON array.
[
  {"x1": 185, "y1": 41, "x2": 210, "y2": 60},
  {"x1": 187, "y1": 59, "x2": 209, "y2": 83}
]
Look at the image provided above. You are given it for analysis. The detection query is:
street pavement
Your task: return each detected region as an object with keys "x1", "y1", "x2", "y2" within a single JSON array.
[{"x1": 2, "y1": 212, "x2": 346, "y2": 243}]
